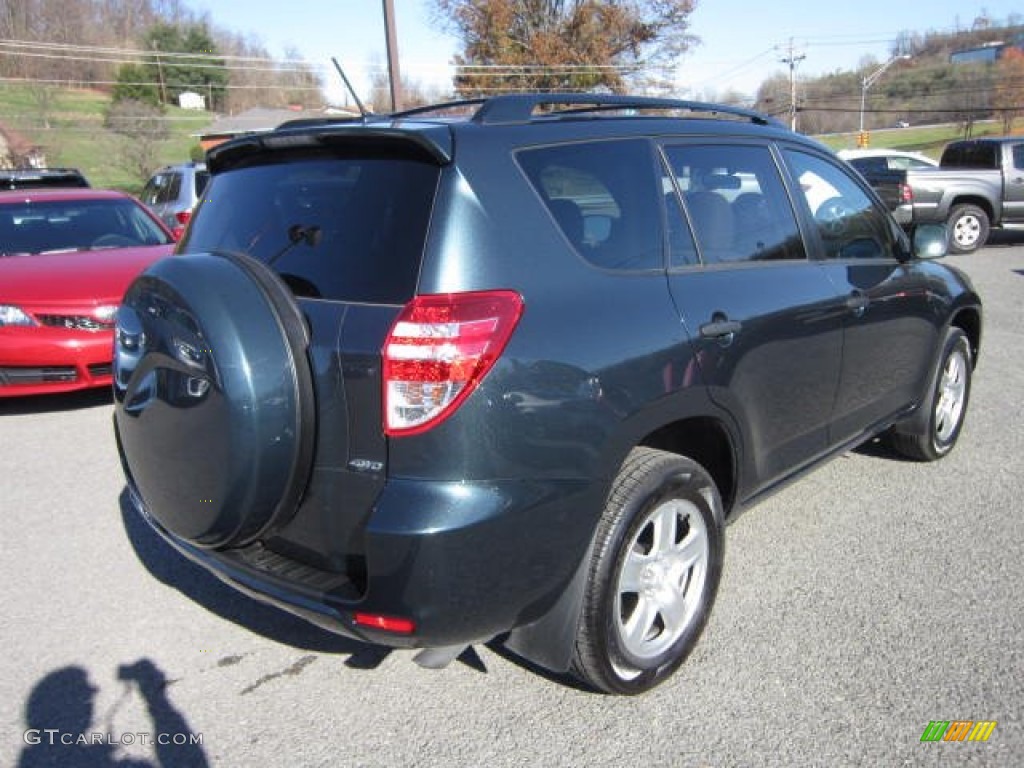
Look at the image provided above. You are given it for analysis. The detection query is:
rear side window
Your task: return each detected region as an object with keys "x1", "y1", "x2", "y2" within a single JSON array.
[
  {"x1": 941, "y1": 142, "x2": 997, "y2": 169},
  {"x1": 194, "y1": 170, "x2": 210, "y2": 198},
  {"x1": 662, "y1": 143, "x2": 805, "y2": 265},
  {"x1": 181, "y1": 156, "x2": 439, "y2": 303},
  {"x1": 518, "y1": 139, "x2": 662, "y2": 271}
]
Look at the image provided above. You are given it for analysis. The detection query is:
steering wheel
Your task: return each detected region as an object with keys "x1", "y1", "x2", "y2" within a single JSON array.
[
  {"x1": 815, "y1": 197, "x2": 854, "y2": 236},
  {"x1": 92, "y1": 234, "x2": 140, "y2": 248}
]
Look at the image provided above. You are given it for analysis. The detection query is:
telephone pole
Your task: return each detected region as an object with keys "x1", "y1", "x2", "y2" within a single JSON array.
[
  {"x1": 779, "y1": 38, "x2": 805, "y2": 132},
  {"x1": 382, "y1": 0, "x2": 403, "y2": 111}
]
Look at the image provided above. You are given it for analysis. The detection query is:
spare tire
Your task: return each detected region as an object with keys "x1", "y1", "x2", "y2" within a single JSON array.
[{"x1": 114, "y1": 251, "x2": 316, "y2": 549}]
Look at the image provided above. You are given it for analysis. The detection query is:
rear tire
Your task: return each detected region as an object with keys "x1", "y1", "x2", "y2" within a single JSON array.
[
  {"x1": 572, "y1": 448, "x2": 724, "y2": 695},
  {"x1": 890, "y1": 327, "x2": 972, "y2": 461},
  {"x1": 947, "y1": 204, "x2": 989, "y2": 254}
]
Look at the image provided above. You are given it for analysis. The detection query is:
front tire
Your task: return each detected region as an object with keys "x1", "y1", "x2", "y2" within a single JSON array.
[
  {"x1": 890, "y1": 327, "x2": 973, "y2": 461},
  {"x1": 947, "y1": 204, "x2": 989, "y2": 254},
  {"x1": 572, "y1": 448, "x2": 724, "y2": 695}
]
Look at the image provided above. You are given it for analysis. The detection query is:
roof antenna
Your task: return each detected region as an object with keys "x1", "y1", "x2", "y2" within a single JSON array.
[{"x1": 332, "y1": 58, "x2": 369, "y2": 120}]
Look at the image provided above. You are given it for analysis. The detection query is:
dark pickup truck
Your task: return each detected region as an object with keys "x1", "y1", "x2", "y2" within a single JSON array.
[
  {"x1": 845, "y1": 156, "x2": 914, "y2": 226},
  {"x1": 858, "y1": 137, "x2": 1024, "y2": 254}
]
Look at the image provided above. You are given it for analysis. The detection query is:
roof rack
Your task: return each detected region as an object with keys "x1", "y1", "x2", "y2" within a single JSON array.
[
  {"x1": 389, "y1": 98, "x2": 489, "y2": 120},
  {"x1": 469, "y1": 93, "x2": 778, "y2": 127}
]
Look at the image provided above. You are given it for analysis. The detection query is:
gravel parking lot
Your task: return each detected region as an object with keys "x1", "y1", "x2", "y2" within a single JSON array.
[{"x1": 2, "y1": 241, "x2": 1022, "y2": 767}]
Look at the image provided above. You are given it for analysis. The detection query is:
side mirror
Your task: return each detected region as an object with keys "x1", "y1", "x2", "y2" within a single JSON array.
[{"x1": 911, "y1": 224, "x2": 948, "y2": 259}]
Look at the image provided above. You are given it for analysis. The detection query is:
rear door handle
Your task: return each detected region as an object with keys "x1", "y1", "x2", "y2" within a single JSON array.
[{"x1": 699, "y1": 319, "x2": 742, "y2": 340}]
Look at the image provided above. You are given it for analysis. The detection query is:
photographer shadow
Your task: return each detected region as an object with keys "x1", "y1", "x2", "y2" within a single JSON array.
[{"x1": 17, "y1": 660, "x2": 207, "y2": 768}]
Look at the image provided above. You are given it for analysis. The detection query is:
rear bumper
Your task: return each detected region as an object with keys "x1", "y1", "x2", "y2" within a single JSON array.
[
  {"x1": 125, "y1": 474, "x2": 598, "y2": 649},
  {"x1": 0, "y1": 330, "x2": 114, "y2": 396}
]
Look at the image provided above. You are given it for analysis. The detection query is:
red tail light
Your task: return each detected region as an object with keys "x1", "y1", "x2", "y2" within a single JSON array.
[
  {"x1": 383, "y1": 290, "x2": 524, "y2": 436},
  {"x1": 174, "y1": 210, "x2": 192, "y2": 226},
  {"x1": 354, "y1": 613, "x2": 415, "y2": 634}
]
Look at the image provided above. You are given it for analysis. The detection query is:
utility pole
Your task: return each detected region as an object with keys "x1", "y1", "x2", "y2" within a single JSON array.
[
  {"x1": 779, "y1": 38, "x2": 805, "y2": 132},
  {"x1": 382, "y1": 0, "x2": 403, "y2": 112}
]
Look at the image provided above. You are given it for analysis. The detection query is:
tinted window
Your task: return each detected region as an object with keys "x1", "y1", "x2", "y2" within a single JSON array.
[
  {"x1": 663, "y1": 143, "x2": 805, "y2": 264},
  {"x1": 784, "y1": 150, "x2": 897, "y2": 260},
  {"x1": 194, "y1": 170, "x2": 210, "y2": 198},
  {"x1": 518, "y1": 139, "x2": 662, "y2": 271},
  {"x1": 0, "y1": 198, "x2": 172, "y2": 254},
  {"x1": 941, "y1": 142, "x2": 998, "y2": 169},
  {"x1": 166, "y1": 173, "x2": 183, "y2": 203},
  {"x1": 181, "y1": 156, "x2": 439, "y2": 303}
]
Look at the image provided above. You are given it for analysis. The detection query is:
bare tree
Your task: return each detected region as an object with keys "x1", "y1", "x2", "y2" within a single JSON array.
[
  {"x1": 993, "y1": 48, "x2": 1024, "y2": 133},
  {"x1": 104, "y1": 99, "x2": 169, "y2": 183}
]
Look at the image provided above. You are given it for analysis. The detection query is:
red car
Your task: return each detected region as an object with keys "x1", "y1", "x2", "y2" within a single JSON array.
[{"x1": 1, "y1": 188, "x2": 175, "y2": 397}]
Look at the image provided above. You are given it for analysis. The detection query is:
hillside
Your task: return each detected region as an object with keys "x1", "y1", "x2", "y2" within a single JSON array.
[{"x1": 1, "y1": 85, "x2": 209, "y2": 192}]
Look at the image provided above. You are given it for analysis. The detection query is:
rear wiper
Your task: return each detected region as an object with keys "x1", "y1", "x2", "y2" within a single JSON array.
[{"x1": 266, "y1": 224, "x2": 322, "y2": 267}]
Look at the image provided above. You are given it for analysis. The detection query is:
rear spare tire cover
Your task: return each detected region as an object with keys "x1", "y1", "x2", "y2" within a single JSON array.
[{"x1": 114, "y1": 251, "x2": 316, "y2": 549}]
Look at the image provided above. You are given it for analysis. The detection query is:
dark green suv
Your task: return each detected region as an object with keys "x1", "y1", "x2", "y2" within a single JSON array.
[{"x1": 113, "y1": 94, "x2": 981, "y2": 694}]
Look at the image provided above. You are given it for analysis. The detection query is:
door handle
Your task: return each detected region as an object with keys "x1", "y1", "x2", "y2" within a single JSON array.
[
  {"x1": 699, "y1": 319, "x2": 742, "y2": 340},
  {"x1": 846, "y1": 291, "x2": 869, "y2": 317}
]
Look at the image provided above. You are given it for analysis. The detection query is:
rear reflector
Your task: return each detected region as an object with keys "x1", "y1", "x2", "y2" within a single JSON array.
[
  {"x1": 383, "y1": 290, "x2": 524, "y2": 436},
  {"x1": 354, "y1": 612, "x2": 416, "y2": 634}
]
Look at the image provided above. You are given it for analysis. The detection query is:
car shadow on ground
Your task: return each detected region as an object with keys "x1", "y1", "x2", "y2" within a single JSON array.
[
  {"x1": 119, "y1": 489, "x2": 501, "y2": 675},
  {"x1": 0, "y1": 387, "x2": 113, "y2": 415},
  {"x1": 119, "y1": 488, "x2": 584, "y2": 684},
  {"x1": 984, "y1": 229, "x2": 1024, "y2": 248},
  {"x1": 120, "y1": 488, "x2": 374, "y2": 658}
]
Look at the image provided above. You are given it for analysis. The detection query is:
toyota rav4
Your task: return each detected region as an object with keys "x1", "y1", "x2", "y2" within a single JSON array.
[{"x1": 113, "y1": 94, "x2": 981, "y2": 694}]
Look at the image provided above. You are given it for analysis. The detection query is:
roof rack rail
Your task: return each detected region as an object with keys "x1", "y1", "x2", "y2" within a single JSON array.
[
  {"x1": 388, "y1": 98, "x2": 490, "y2": 119},
  {"x1": 470, "y1": 93, "x2": 778, "y2": 127}
]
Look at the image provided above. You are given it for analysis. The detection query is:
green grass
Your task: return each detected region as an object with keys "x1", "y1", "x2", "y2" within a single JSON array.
[
  {"x1": 1, "y1": 84, "x2": 210, "y2": 193},
  {"x1": 815, "y1": 119, "x2": 1019, "y2": 160}
]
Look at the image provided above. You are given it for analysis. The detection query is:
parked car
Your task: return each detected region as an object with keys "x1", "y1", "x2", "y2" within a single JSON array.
[
  {"x1": 0, "y1": 188, "x2": 175, "y2": 397},
  {"x1": 900, "y1": 137, "x2": 1024, "y2": 253},
  {"x1": 140, "y1": 162, "x2": 209, "y2": 239},
  {"x1": 0, "y1": 168, "x2": 90, "y2": 189},
  {"x1": 837, "y1": 148, "x2": 938, "y2": 170},
  {"x1": 113, "y1": 93, "x2": 981, "y2": 694}
]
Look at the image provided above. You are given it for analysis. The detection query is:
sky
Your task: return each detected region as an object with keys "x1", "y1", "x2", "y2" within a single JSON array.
[{"x1": 195, "y1": 0, "x2": 1024, "y2": 106}]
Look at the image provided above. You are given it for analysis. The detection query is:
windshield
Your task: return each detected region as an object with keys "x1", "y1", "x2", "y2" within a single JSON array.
[
  {"x1": 181, "y1": 155, "x2": 439, "y2": 303},
  {"x1": 0, "y1": 198, "x2": 172, "y2": 255}
]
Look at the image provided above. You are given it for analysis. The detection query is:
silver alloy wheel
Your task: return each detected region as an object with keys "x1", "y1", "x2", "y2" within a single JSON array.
[
  {"x1": 614, "y1": 498, "x2": 709, "y2": 665},
  {"x1": 952, "y1": 214, "x2": 981, "y2": 249},
  {"x1": 935, "y1": 344, "x2": 968, "y2": 443}
]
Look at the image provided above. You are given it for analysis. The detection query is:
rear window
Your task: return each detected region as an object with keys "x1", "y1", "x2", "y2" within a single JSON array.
[
  {"x1": 181, "y1": 156, "x2": 439, "y2": 303},
  {"x1": 941, "y1": 142, "x2": 998, "y2": 169}
]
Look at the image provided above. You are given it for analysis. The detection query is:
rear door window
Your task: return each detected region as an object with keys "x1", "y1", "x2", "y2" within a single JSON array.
[
  {"x1": 662, "y1": 143, "x2": 806, "y2": 265},
  {"x1": 181, "y1": 155, "x2": 439, "y2": 304}
]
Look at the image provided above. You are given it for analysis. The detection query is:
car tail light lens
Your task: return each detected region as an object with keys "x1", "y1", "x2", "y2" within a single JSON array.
[
  {"x1": 383, "y1": 290, "x2": 524, "y2": 436},
  {"x1": 175, "y1": 210, "x2": 192, "y2": 226},
  {"x1": 354, "y1": 612, "x2": 416, "y2": 634}
]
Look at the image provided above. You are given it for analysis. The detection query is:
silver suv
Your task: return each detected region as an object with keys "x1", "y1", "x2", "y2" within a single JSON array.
[{"x1": 140, "y1": 162, "x2": 209, "y2": 239}]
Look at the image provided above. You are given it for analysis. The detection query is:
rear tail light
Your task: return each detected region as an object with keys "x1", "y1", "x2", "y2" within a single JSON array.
[
  {"x1": 383, "y1": 290, "x2": 524, "y2": 436},
  {"x1": 174, "y1": 210, "x2": 192, "y2": 226}
]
